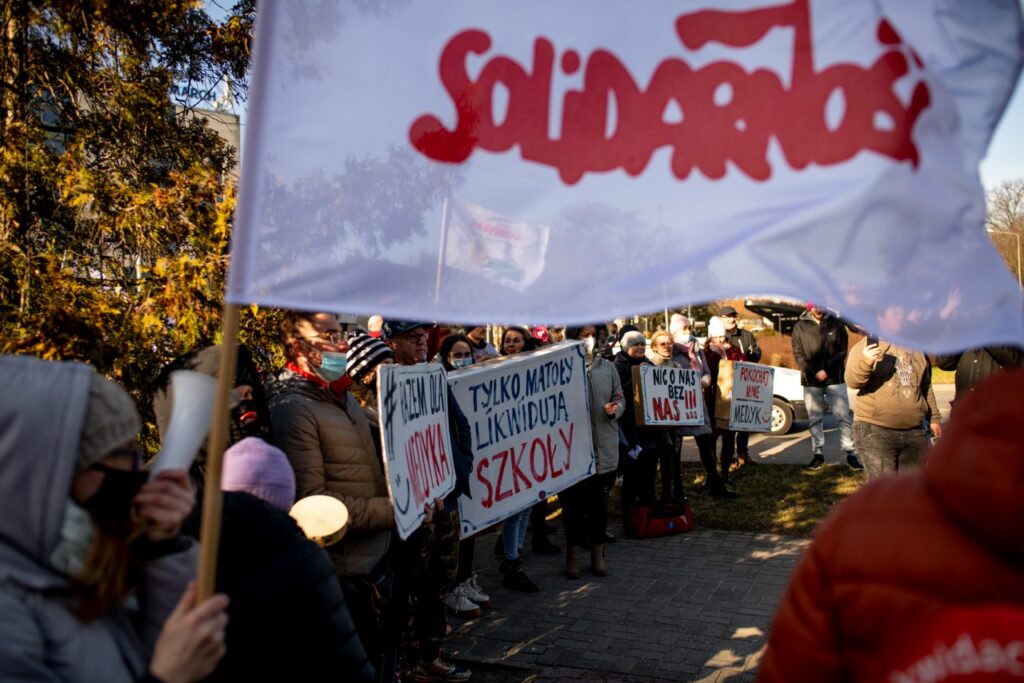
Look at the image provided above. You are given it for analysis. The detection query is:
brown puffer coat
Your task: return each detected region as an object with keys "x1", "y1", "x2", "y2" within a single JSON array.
[
  {"x1": 759, "y1": 369, "x2": 1024, "y2": 682},
  {"x1": 268, "y1": 369, "x2": 393, "y2": 576}
]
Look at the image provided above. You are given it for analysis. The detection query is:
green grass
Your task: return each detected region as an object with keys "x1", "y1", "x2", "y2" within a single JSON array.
[
  {"x1": 931, "y1": 367, "x2": 955, "y2": 385},
  {"x1": 608, "y1": 463, "x2": 864, "y2": 537},
  {"x1": 681, "y1": 464, "x2": 863, "y2": 536}
]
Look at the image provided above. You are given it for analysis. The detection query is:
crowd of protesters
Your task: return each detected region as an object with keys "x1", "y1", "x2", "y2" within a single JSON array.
[{"x1": 1, "y1": 303, "x2": 1020, "y2": 683}]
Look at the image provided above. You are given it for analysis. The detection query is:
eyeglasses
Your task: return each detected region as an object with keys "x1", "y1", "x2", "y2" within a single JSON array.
[
  {"x1": 655, "y1": 341, "x2": 673, "y2": 348},
  {"x1": 399, "y1": 332, "x2": 429, "y2": 343}
]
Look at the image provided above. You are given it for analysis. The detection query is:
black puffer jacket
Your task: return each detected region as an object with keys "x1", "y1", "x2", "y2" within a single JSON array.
[
  {"x1": 613, "y1": 351, "x2": 672, "y2": 451},
  {"x1": 791, "y1": 312, "x2": 849, "y2": 387},
  {"x1": 182, "y1": 492, "x2": 376, "y2": 683},
  {"x1": 934, "y1": 346, "x2": 1024, "y2": 404},
  {"x1": 725, "y1": 328, "x2": 761, "y2": 363}
]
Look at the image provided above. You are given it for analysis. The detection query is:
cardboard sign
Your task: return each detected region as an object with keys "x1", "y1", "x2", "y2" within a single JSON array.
[
  {"x1": 728, "y1": 362, "x2": 775, "y2": 432},
  {"x1": 631, "y1": 364, "x2": 704, "y2": 426},
  {"x1": 448, "y1": 341, "x2": 594, "y2": 538},
  {"x1": 377, "y1": 363, "x2": 456, "y2": 540},
  {"x1": 715, "y1": 359, "x2": 735, "y2": 429}
]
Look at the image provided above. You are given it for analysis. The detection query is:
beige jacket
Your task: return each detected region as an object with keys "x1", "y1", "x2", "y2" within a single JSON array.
[
  {"x1": 845, "y1": 339, "x2": 940, "y2": 429},
  {"x1": 269, "y1": 370, "x2": 392, "y2": 576}
]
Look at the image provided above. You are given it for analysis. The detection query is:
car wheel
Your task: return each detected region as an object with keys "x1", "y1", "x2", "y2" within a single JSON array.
[{"x1": 771, "y1": 398, "x2": 794, "y2": 435}]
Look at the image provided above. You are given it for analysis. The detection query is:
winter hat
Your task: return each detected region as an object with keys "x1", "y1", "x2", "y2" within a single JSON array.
[
  {"x1": 78, "y1": 372, "x2": 141, "y2": 471},
  {"x1": 221, "y1": 437, "x2": 296, "y2": 511},
  {"x1": 669, "y1": 314, "x2": 692, "y2": 335},
  {"x1": 621, "y1": 331, "x2": 646, "y2": 350},
  {"x1": 708, "y1": 316, "x2": 726, "y2": 339},
  {"x1": 346, "y1": 331, "x2": 394, "y2": 383},
  {"x1": 530, "y1": 326, "x2": 550, "y2": 344}
]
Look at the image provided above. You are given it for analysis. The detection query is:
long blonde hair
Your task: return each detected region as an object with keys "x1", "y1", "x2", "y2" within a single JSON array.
[{"x1": 70, "y1": 521, "x2": 145, "y2": 622}]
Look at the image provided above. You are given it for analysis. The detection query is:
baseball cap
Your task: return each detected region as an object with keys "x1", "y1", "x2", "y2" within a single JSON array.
[{"x1": 381, "y1": 320, "x2": 434, "y2": 339}]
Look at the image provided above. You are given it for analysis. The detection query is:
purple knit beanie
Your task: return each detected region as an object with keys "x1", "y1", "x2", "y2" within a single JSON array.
[{"x1": 221, "y1": 437, "x2": 296, "y2": 511}]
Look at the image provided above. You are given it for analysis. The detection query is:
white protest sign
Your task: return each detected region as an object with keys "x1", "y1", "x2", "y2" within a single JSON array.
[
  {"x1": 448, "y1": 341, "x2": 594, "y2": 538},
  {"x1": 377, "y1": 363, "x2": 455, "y2": 540},
  {"x1": 728, "y1": 362, "x2": 775, "y2": 432},
  {"x1": 632, "y1": 365, "x2": 704, "y2": 427}
]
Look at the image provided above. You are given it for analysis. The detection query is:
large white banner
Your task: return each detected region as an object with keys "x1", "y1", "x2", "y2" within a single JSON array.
[
  {"x1": 377, "y1": 363, "x2": 456, "y2": 539},
  {"x1": 448, "y1": 342, "x2": 594, "y2": 538},
  {"x1": 227, "y1": 0, "x2": 1024, "y2": 353}
]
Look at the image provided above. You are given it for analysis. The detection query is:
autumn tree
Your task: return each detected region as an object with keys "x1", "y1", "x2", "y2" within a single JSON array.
[
  {"x1": 985, "y1": 179, "x2": 1024, "y2": 287},
  {"x1": 0, "y1": 0, "x2": 277, "y2": 447}
]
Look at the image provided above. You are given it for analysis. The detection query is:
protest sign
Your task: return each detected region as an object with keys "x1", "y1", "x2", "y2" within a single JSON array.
[
  {"x1": 226, "y1": 0, "x2": 1024, "y2": 353},
  {"x1": 632, "y1": 364, "x2": 704, "y2": 427},
  {"x1": 377, "y1": 363, "x2": 456, "y2": 539},
  {"x1": 728, "y1": 362, "x2": 775, "y2": 433},
  {"x1": 448, "y1": 341, "x2": 594, "y2": 538}
]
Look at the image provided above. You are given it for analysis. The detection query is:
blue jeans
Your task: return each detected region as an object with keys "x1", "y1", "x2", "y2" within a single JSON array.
[
  {"x1": 501, "y1": 509, "x2": 530, "y2": 561},
  {"x1": 804, "y1": 383, "x2": 855, "y2": 453}
]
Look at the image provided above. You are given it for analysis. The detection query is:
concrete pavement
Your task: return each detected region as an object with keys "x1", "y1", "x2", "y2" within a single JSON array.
[
  {"x1": 446, "y1": 385, "x2": 955, "y2": 681},
  {"x1": 448, "y1": 526, "x2": 809, "y2": 682}
]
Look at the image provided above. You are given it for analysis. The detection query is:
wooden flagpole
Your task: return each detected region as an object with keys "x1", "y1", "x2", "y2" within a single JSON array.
[{"x1": 196, "y1": 302, "x2": 241, "y2": 601}]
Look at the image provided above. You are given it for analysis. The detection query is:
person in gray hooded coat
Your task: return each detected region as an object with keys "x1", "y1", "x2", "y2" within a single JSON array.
[
  {"x1": 559, "y1": 325, "x2": 625, "y2": 579},
  {"x1": 0, "y1": 355, "x2": 228, "y2": 683}
]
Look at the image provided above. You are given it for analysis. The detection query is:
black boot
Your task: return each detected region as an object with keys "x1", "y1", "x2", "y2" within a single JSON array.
[
  {"x1": 500, "y1": 558, "x2": 539, "y2": 593},
  {"x1": 531, "y1": 535, "x2": 561, "y2": 555}
]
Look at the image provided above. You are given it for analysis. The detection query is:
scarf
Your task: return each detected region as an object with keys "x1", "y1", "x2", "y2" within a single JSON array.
[
  {"x1": 674, "y1": 341, "x2": 702, "y2": 372},
  {"x1": 286, "y1": 361, "x2": 354, "y2": 396}
]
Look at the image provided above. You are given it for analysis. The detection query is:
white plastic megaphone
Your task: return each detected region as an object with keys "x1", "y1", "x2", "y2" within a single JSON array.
[
  {"x1": 290, "y1": 495, "x2": 349, "y2": 547},
  {"x1": 150, "y1": 370, "x2": 218, "y2": 477}
]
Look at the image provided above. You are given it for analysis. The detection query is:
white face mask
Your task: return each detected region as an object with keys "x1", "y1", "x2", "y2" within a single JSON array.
[
  {"x1": 675, "y1": 332, "x2": 693, "y2": 344},
  {"x1": 50, "y1": 500, "x2": 94, "y2": 578},
  {"x1": 583, "y1": 337, "x2": 596, "y2": 354}
]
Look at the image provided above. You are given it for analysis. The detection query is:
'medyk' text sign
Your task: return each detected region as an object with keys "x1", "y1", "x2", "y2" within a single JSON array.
[
  {"x1": 378, "y1": 363, "x2": 455, "y2": 539},
  {"x1": 728, "y1": 362, "x2": 775, "y2": 433},
  {"x1": 632, "y1": 365, "x2": 704, "y2": 427},
  {"x1": 448, "y1": 341, "x2": 594, "y2": 538}
]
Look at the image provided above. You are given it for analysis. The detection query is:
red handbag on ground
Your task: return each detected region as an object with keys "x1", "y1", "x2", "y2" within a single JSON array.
[{"x1": 628, "y1": 501, "x2": 694, "y2": 538}]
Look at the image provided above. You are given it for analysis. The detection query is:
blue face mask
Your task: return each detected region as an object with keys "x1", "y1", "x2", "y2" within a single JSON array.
[
  {"x1": 452, "y1": 357, "x2": 473, "y2": 369},
  {"x1": 315, "y1": 351, "x2": 348, "y2": 383},
  {"x1": 676, "y1": 333, "x2": 693, "y2": 344}
]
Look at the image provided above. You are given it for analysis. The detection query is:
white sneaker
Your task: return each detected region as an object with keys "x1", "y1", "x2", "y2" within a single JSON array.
[
  {"x1": 463, "y1": 576, "x2": 492, "y2": 608},
  {"x1": 445, "y1": 585, "x2": 481, "y2": 618}
]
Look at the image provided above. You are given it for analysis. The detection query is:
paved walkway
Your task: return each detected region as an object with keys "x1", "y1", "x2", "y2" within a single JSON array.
[{"x1": 448, "y1": 523, "x2": 809, "y2": 682}]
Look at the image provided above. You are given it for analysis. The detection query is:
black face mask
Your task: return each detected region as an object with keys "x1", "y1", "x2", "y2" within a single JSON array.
[
  {"x1": 229, "y1": 399, "x2": 263, "y2": 444},
  {"x1": 82, "y1": 466, "x2": 148, "y2": 536}
]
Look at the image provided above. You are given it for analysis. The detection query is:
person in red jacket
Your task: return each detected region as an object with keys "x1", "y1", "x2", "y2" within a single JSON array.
[{"x1": 758, "y1": 369, "x2": 1024, "y2": 683}]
